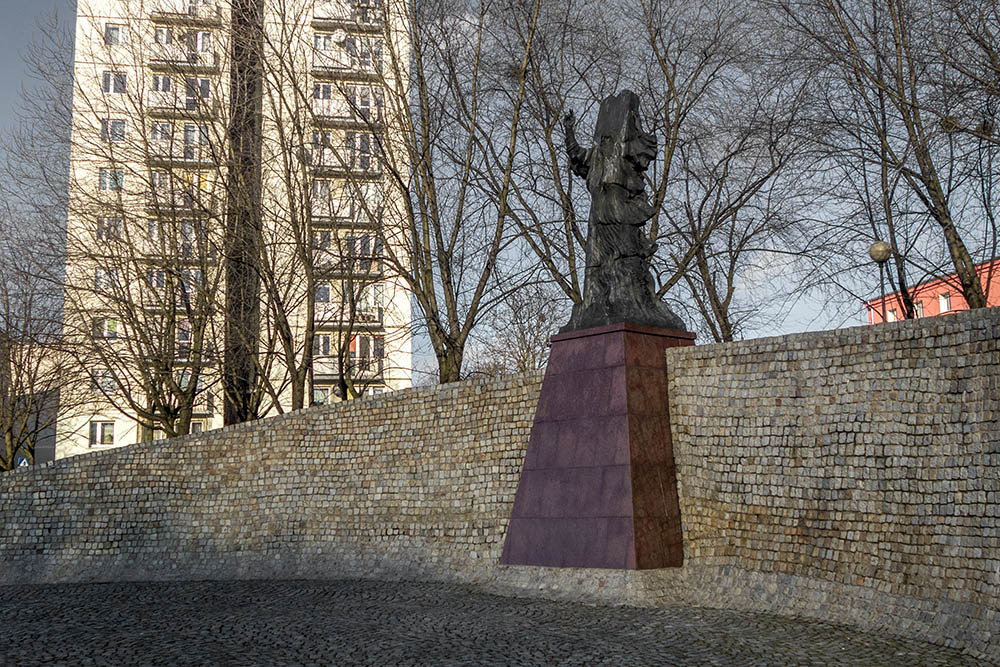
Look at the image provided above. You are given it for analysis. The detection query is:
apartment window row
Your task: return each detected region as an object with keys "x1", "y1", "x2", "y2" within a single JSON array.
[
  {"x1": 314, "y1": 281, "x2": 385, "y2": 309},
  {"x1": 311, "y1": 383, "x2": 385, "y2": 406},
  {"x1": 313, "y1": 34, "x2": 384, "y2": 73},
  {"x1": 155, "y1": 27, "x2": 212, "y2": 49},
  {"x1": 313, "y1": 333, "x2": 385, "y2": 370},
  {"x1": 883, "y1": 294, "x2": 948, "y2": 323},
  {"x1": 307, "y1": 133, "x2": 378, "y2": 172}
]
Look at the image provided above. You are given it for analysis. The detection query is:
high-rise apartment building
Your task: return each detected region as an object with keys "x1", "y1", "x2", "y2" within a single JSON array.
[{"x1": 57, "y1": 0, "x2": 412, "y2": 458}]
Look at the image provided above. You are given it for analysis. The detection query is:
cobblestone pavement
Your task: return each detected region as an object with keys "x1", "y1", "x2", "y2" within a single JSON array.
[{"x1": 0, "y1": 580, "x2": 982, "y2": 666}]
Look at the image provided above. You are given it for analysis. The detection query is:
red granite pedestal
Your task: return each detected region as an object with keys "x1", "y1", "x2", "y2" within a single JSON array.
[{"x1": 500, "y1": 322, "x2": 695, "y2": 569}]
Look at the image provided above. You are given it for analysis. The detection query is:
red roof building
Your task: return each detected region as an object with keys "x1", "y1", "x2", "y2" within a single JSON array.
[{"x1": 865, "y1": 259, "x2": 1000, "y2": 324}]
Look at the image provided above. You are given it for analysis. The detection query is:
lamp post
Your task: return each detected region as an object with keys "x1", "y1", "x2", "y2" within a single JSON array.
[{"x1": 869, "y1": 241, "x2": 892, "y2": 323}]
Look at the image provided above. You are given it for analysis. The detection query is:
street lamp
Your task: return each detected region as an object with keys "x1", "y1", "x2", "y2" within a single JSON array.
[{"x1": 869, "y1": 241, "x2": 892, "y2": 324}]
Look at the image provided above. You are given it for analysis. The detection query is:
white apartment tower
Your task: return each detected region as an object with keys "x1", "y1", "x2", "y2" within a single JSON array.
[{"x1": 58, "y1": 0, "x2": 412, "y2": 457}]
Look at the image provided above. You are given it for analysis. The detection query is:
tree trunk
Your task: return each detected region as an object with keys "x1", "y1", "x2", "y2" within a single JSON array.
[
  {"x1": 435, "y1": 345, "x2": 464, "y2": 384},
  {"x1": 224, "y1": 0, "x2": 265, "y2": 425}
]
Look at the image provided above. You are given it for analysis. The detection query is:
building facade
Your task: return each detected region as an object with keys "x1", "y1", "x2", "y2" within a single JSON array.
[
  {"x1": 58, "y1": 0, "x2": 412, "y2": 458},
  {"x1": 865, "y1": 259, "x2": 1000, "y2": 324}
]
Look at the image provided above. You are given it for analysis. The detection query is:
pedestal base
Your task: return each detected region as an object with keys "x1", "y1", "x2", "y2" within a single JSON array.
[{"x1": 501, "y1": 322, "x2": 695, "y2": 569}]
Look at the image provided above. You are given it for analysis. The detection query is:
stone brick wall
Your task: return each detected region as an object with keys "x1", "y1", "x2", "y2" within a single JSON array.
[
  {"x1": 0, "y1": 375, "x2": 541, "y2": 584},
  {"x1": 1, "y1": 308, "x2": 997, "y2": 659}
]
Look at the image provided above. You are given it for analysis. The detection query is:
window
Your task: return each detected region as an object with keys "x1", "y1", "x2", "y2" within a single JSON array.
[
  {"x1": 313, "y1": 333, "x2": 332, "y2": 356},
  {"x1": 148, "y1": 219, "x2": 162, "y2": 241},
  {"x1": 96, "y1": 217, "x2": 121, "y2": 240},
  {"x1": 345, "y1": 132, "x2": 374, "y2": 171},
  {"x1": 887, "y1": 309, "x2": 897, "y2": 322},
  {"x1": 939, "y1": 292, "x2": 951, "y2": 313},
  {"x1": 192, "y1": 31, "x2": 212, "y2": 52},
  {"x1": 355, "y1": 0, "x2": 381, "y2": 22},
  {"x1": 177, "y1": 319, "x2": 192, "y2": 358},
  {"x1": 313, "y1": 230, "x2": 332, "y2": 250},
  {"x1": 345, "y1": 36, "x2": 383, "y2": 72},
  {"x1": 347, "y1": 85, "x2": 383, "y2": 120},
  {"x1": 181, "y1": 268, "x2": 203, "y2": 294},
  {"x1": 315, "y1": 282, "x2": 331, "y2": 303},
  {"x1": 100, "y1": 119, "x2": 125, "y2": 142},
  {"x1": 915, "y1": 301, "x2": 924, "y2": 318},
  {"x1": 185, "y1": 77, "x2": 211, "y2": 108},
  {"x1": 150, "y1": 170, "x2": 169, "y2": 193},
  {"x1": 99, "y1": 168, "x2": 124, "y2": 191},
  {"x1": 146, "y1": 269, "x2": 166, "y2": 289},
  {"x1": 183, "y1": 124, "x2": 209, "y2": 145},
  {"x1": 153, "y1": 74, "x2": 172, "y2": 92},
  {"x1": 313, "y1": 83, "x2": 333, "y2": 100},
  {"x1": 190, "y1": 421, "x2": 205, "y2": 434},
  {"x1": 314, "y1": 33, "x2": 336, "y2": 50},
  {"x1": 348, "y1": 333, "x2": 385, "y2": 372},
  {"x1": 155, "y1": 27, "x2": 173, "y2": 44},
  {"x1": 151, "y1": 122, "x2": 172, "y2": 141},
  {"x1": 94, "y1": 267, "x2": 117, "y2": 292},
  {"x1": 312, "y1": 179, "x2": 332, "y2": 198},
  {"x1": 104, "y1": 24, "x2": 124, "y2": 46},
  {"x1": 90, "y1": 370, "x2": 116, "y2": 394},
  {"x1": 183, "y1": 124, "x2": 209, "y2": 158},
  {"x1": 312, "y1": 130, "x2": 332, "y2": 148},
  {"x1": 92, "y1": 317, "x2": 119, "y2": 339},
  {"x1": 312, "y1": 386, "x2": 330, "y2": 406},
  {"x1": 102, "y1": 71, "x2": 126, "y2": 94},
  {"x1": 180, "y1": 220, "x2": 195, "y2": 257},
  {"x1": 89, "y1": 421, "x2": 115, "y2": 447}
]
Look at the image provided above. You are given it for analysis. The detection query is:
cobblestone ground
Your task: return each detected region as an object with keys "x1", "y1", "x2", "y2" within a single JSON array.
[{"x1": 0, "y1": 580, "x2": 982, "y2": 666}]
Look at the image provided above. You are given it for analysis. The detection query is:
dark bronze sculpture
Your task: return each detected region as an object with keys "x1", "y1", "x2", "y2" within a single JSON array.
[{"x1": 561, "y1": 90, "x2": 686, "y2": 333}]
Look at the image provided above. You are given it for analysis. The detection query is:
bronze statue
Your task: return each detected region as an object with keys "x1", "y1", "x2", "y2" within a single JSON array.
[{"x1": 561, "y1": 90, "x2": 685, "y2": 333}]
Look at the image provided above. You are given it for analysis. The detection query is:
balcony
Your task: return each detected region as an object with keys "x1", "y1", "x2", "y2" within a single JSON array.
[
  {"x1": 304, "y1": 147, "x2": 381, "y2": 179},
  {"x1": 313, "y1": 299, "x2": 384, "y2": 327},
  {"x1": 312, "y1": 98, "x2": 383, "y2": 129},
  {"x1": 311, "y1": 41, "x2": 384, "y2": 82},
  {"x1": 151, "y1": 1, "x2": 223, "y2": 27},
  {"x1": 312, "y1": 354, "x2": 384, "y2": 379},
  {"x1": 147, "y1": 94, "x2": 220, "y2": 121},
  {"x1": 146, "y1": 190, "x2": 218, "y2": 215},
  {"x1": 149, "y1": 47, "x2": 220, "y2": 73},
  {"x1": 147, "y1": 143, "x2": 216, "y2": 168},
  {"x1": 313, "y1": 0, "x2": 384, "y2": 32}
]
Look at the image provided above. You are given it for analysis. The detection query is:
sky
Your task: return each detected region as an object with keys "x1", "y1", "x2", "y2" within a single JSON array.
[{"x1": 0, "y1": 0, "x2": 74, "y2": 134}]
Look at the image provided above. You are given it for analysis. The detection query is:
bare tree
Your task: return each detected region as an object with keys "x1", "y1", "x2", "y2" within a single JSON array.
[
  {"x1": 776, "y1": 0, "x2": 996, "y2": 313},
  {"x1": 298, "y1": 0, "x2": 546, "y2": 383},
  {"x1": 463, "y1": 280, "x2": 569, "y2": 378}
]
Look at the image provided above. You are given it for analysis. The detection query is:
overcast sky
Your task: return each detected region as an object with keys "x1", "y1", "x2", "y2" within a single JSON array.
[{"x1": 0, "y1": 0, "x2": 74, "y2": 133}]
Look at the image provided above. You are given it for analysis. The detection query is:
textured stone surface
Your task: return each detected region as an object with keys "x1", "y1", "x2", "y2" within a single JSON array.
[
  {"x1": 0, "y1": 579, "x2": 980, "y2": 666},
  {"x1": 0, "y1": 308, "x2": 998, "y2": 661},
  {"x1": 502, "y1": 323, "x2": 693, "y2": 569}
]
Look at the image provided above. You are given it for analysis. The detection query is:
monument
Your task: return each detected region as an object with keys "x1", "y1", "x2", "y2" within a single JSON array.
[{"x1": 501, "y1": 91, "x2": 694, "y2": 569}]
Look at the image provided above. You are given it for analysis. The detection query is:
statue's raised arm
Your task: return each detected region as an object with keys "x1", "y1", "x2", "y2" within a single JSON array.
[
  {"x1": 559, "y1": 90, "x2": 686, "y2": 334},
  {"x1": 563, "y1": 110, "x2": 589, "y2": 179}
]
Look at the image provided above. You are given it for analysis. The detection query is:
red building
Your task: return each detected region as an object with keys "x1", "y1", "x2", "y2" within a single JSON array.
[{"x1": 866, "y1": 259, "x2": 1000, "y2": 324}]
